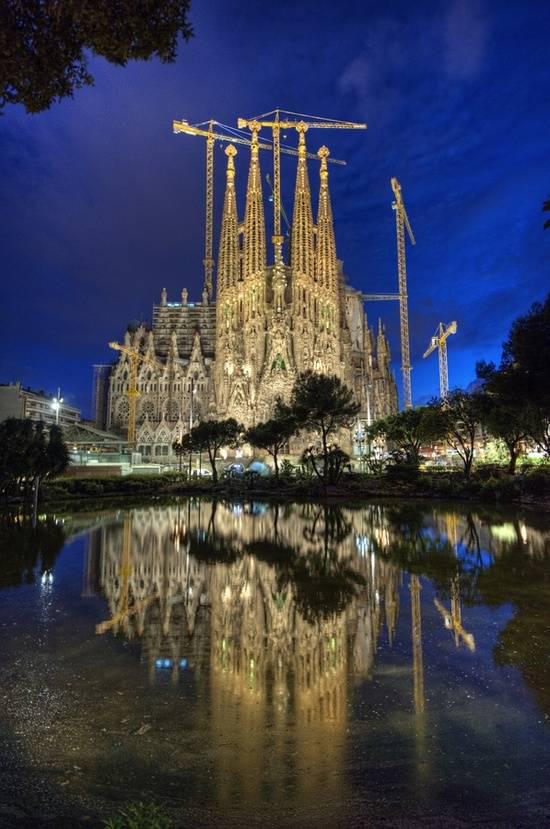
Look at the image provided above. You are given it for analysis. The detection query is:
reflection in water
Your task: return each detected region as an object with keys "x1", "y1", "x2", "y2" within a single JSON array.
[
  {"x1": 0, "y1": 516, "x2": 66, "y2": 588},
  {"x1": 89, "y1": 502, "x2": 409, "y2": 805},
  {"x1": 86, "y1": 501, "x2": 550, "y2": 682},
  {"x1": 1, "y1": 500, "x2": 549, "y2": 823},
  {"x1": 81, "y1": 501, "x2": 550, "y2": 804}
]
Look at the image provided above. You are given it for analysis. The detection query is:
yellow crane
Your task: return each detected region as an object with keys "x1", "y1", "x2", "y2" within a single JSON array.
[
  {"x1": 423, "y1": 321, "x2": 457, "y2": 399},
  {"x1": 392, "y1": 177, "x2": 415, "y2": 409},
  {"x1": 173, "y1": 117, "x2": 346, "y2": 296},
  {"x1": 434, "y1": 585, "x2": 476, "y2": 652},
  {"x1": 410, "y1": 574, "x2": 424, "y2": 715},
  {"x1": 236, "y1": 110, "x2": 367, "y2": 263},
  {"x1": 96, "y1": 514, "x2": 158, "y2": 636},
  {"x1": 109, "y1": 340, "x2": 163, "y2": 448},
  {"x1": 360, "y1": 178, "x2": 416, "y2": 410}
]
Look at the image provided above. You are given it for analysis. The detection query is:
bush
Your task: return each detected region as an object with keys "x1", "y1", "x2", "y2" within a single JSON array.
[
  {"x1": 385, "y1": 462, "x2": 420, "y2": 482},
  {"x1": 521, "y1": 469, "x2": 550, "y2": 497},
  {"x1": 475, "y1": 463, "x2": 508, "y2": 481},
  {"x1": 280, "y1": 459, "x2": 296, "y2": 479}
]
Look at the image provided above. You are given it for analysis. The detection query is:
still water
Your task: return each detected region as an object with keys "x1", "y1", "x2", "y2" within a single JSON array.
[{"x1": 0, "y1": 499, "x2": 549, "y2": 827}]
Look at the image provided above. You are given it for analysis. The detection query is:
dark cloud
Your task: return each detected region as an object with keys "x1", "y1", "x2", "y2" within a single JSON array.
[{"x1": 1, "y1": 0, "x2": 549, "y2": 413}]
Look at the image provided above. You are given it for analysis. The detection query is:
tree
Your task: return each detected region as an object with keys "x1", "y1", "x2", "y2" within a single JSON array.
[
  {"x1": 45, "y1": 425, "x2": 69, "y2": 476},
  {"x1": 187, "y1": 419, "x2": 242, "y2": 483},
  {"x1": 172, "y1": 436, "x2": 189, "y2": 473},
  {"x1": 1, "y1": 0, "x2": 193, "y2": 114},
  {"x1": 0, "y1": 419, "x2": 33, "y2": 502},
  {"x1": 430, "y1": 390, "x2": 486, "y2": 478},
  {"x1": 0, "y1": 419, "x2": 69, "y2": 506},
  {"x1": 301, "y1": 444, "x2": 351, "y2": 485},
  {"x1": 369, "y1": 406, "x2": 442, "y2": 468},
  {"x1": 476, "y1": 362, "x2": 530, "y2": 473},
  {"x1": 289, "y1": 372, "x2": 360, "y2": 483},
  {"x1": 500, "y1": 293, "x2": 550, "y2": 457},
  {"x1": 245, "y1": 415, "x2": 297, "y2": 480}
]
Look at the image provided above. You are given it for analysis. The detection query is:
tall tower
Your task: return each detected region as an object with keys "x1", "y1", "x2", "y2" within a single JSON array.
[
  {"x1": 315, "y1": 146, "x2": 341, "y2": 375},
  {"x1": 315, "y1": 146, "x2": 337, "y2": 294},
  {"x1": 215, "y1": 144, "x2": 244, "y2": 417},
  {"x1": 217, "y1": 144, "x2": 240, "y2": 296},
  {"x1": 289, "y1": 126, "x2": 316, "y2": 374},
  {"x1": 242, "y1": 126, "x2": 266, "y2": 284},
  {"x1": 291, "y1": 125, "x2": 315, "y2": 282},
  {"x1": 241, "y1": 127, "x2": 268, "y2": 414}
]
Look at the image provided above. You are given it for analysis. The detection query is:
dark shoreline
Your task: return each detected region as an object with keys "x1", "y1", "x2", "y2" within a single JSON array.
[{"x1": 2, "y1": 469, "x2": 549, "y2": 516}]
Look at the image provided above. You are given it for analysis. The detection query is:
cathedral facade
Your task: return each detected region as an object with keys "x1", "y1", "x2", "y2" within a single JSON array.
[{"x1": 107, "y1": 131, "x2": 397, "y2": 458}]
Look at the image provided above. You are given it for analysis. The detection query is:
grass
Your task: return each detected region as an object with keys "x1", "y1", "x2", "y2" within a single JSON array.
[{"x1": 104, "y1": 801, "x2": 172, "y2": 829}]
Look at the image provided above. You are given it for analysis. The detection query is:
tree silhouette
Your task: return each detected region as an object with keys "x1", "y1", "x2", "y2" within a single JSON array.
[{"x1": 1, "y1": 0, "x2": 193, "y2": 113}]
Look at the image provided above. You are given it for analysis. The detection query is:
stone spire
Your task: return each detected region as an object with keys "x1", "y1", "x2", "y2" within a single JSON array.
[
  {"x1": 243, "y1": 127, "x2": 266, "y2": 280},
  {"x1": 315, "y1": 146, "x2": 338, "y2": 290},
  {"x1": 217, "y1": 145, "x2": 240, "y2": 294},
  {"x1": 169, "y1": 330, "x2": 179, "y2": 361},
  {"x1": 291, "y1": 125, "x2": 315, "y2": 281},
  {"x1": 377, "y1": 319, "x2": 390, "y2": 369}
]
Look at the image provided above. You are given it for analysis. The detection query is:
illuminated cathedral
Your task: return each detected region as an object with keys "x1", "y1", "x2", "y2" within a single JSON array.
[{"x1": 106, "y1": 130, "x2": 397, "y2": 457}]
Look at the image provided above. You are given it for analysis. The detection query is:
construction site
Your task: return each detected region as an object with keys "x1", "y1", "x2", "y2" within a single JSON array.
[{"x1": 94, "y1": 109, "x2": 456, "y2": 465}]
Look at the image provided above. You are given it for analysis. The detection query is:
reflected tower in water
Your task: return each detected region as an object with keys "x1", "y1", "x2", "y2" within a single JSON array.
[{"x1": 83, "y1": 500, "x2": 509, "y2": 808}]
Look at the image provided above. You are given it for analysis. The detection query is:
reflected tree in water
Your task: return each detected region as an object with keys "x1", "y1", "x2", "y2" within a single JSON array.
[
  {"x1": 0, "y1": 517, "x2": 66, "y2": 588},
  {"x1": 476, "y1": 531, "x2": 550, "y2": 717}
]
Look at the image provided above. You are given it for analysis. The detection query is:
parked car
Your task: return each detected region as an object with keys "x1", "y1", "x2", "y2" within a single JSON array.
[
  {"x1": 247, "y1": 460, "x2": 271, "y2": 477},
  {"x1": 191, "y1": 467, "x2": 212, "y2": 478},
  {"x1": 223, "y1": 463, "x2": 245, "y2": 479}
]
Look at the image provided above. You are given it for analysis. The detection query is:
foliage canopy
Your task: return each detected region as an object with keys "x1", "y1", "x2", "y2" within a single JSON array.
[{"x1": 1, "y1": 0, "x2": 193, "y2": 113}]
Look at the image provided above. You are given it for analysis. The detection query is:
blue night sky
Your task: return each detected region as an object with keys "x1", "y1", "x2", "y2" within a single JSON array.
[{"x1": 1, "y1": 0, "x2": 549, "y2": 416}]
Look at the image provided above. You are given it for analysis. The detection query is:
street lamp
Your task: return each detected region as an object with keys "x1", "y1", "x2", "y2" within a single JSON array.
[
  {"x1": 51, "y1": 387, "x2": 63, "y2": 425},
  {"x1": 189, "y1": 376, "x2": 197, "y2": 430},
  {"x1": 354, "y1": 422, "x2": 366, "y2": 470}
]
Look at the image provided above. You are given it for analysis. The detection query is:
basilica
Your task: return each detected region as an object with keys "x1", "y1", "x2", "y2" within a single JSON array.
[{"x1": 106, "y1": 129, "x2": 398, "y2": 458}]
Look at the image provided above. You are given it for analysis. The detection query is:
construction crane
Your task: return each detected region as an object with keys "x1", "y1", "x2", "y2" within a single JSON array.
[
  {"x1": 434, "y1": 585, "x2": 476, "y2": 652},
  {"x1": 392, "y1": 177, "x2": 415, "y2": 409},
  {"x1": 172, "y1": 118, "x2": 346, "y2": 297},
  {"x1": 410, "y1": 574, "x2": 424, "y2": 715},
  {"x1": 109, "y1": 341, "x2": 163, "y2": 448},
  {"x1": 96, "y1": 514, "x2": 159, "y2": 636},
  {"x1": 236, "y1": 110, "x2": 367, "y2": 263},
  {"x1": 266, "y1": 173, "x2": 291, "y2": 235},
  {"x1": 360, "y1": 177, "x2": 415, "y2": 409},
  {"x1": 423, "y1": 321, "x2": 457, "y2": 399}
]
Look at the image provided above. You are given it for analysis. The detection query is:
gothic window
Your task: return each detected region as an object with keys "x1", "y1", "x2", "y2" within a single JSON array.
[
  {"x1": 116, "y1": 399, "x2": 130, "y2": 424},
  {"x1": 166, "y1": 400, "x2": 179, "y2": 421},
  {"x1": 139, "y1": 400, "x2": 155, "y2": 422}
]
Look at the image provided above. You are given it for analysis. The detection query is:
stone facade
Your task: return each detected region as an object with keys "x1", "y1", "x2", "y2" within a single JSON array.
[{"x1": 107, "y1": 137, "x2": 398, "y2": 458}]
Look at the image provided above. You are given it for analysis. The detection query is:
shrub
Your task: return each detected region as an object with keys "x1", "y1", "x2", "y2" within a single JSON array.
[
  {"x1": 280, "y1": 459, "x2": 296, "y2": 479},
  {"x1": 385, "y1": 462, "x2": 420, "y2": 482},
  {"x1": 521, "y1": 469, "x2": 550, "y2": 497}
]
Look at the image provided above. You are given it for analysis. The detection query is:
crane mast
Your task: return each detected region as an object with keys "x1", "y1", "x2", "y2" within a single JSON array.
[
  {"x1": 204, "y1": 121, "x2": 215, "y2": 299},
  {"x1": 391, "y1": 177, "x2": 415, "y2": 409},
  {"x1": 423, "y1": 321, "x2": 457, "y2": 399},
  {"x1": 410, "y1": 574, "x2": 424, "y2": 715},
  {"x1": 237, "y1": 110, "x2": 367, "y2": 263},
  {"x1": 109, "y1": 341, "x2": 162, "y2": 448}
]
